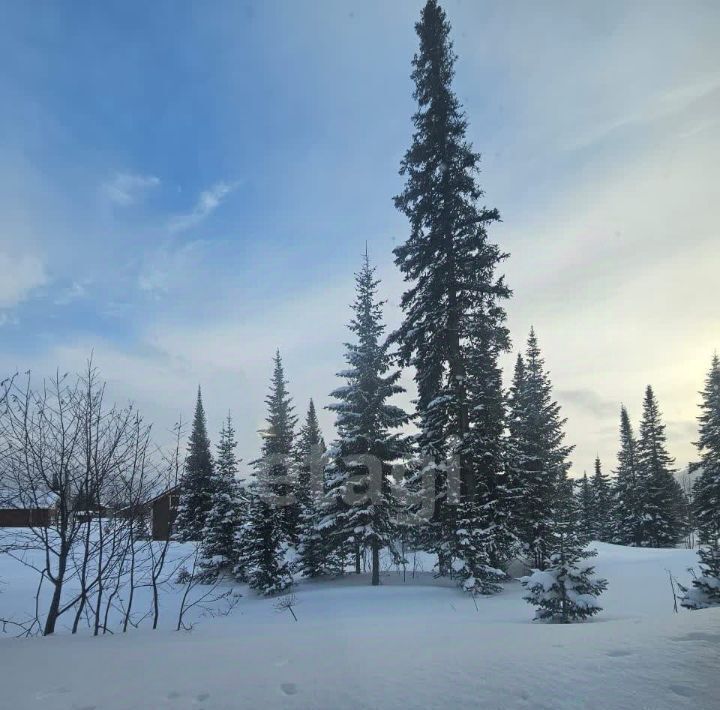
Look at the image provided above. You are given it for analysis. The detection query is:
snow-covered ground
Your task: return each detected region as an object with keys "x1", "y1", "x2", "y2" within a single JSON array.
[{"x1": 0, "y1": 542, "x2": 718, "y2": 709}]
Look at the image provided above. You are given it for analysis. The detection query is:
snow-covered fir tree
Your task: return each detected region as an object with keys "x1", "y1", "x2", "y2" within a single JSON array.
[
  {"x1": 296, "y1": 401, "x2": 334, "y2": 579},
  {"x1": 636, "y1": 385, "x2": 684, "y2": 546},
  {"x1": 392, "y1": 0, "x2": 510, "y2": 576},
  {"x1": 451, "y1": 500, "x2": 507, "y2": 595},
  {"x1": 679, "y1": 354, "x2": 720, "y2": 610},
  {"x1": 174, "y1": 387, "x2": 215, "y2": 541},
  {"x1": 199, "y1": 413, "x2": 246, "y2": 580},
  {"x1": 465, "y1": 311, "x2": 518, "y2": 576},
  {"x1": 520, "y1": 493, "x2": 608, "y2": 623},
  {"x1": 692, "y1": 353, "x2": 720, "y2": 545},
  {"x1": 234, "y1": 352, "x2": 296, "y2": 595},
  {"x1": 680, "y1": 541, "x2": 720, "y2": 609},
  {"x1": 611, "y1": 406, "x2": 644, "y2": 546},
  {"x1": 295, "y1": 399, "x2": 325, "y2": 515},
  {"x1": 321, "y1": 252, "x2": 410, "y2": 586},
  {"x1": 506, "y1": 330, "x2": 574, "y2": 569},
  {"x1": 262, "y1": 350, "x2": 299, "y2": 541},
  {"x1": 236, "y1": 477, "x2": 293, "y2": 595}
]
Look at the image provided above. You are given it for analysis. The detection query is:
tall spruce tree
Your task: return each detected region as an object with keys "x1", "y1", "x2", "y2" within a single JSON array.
[
  {"x1": 590, "y1": 456, "x2": 613, "y2": 542},
  {"x1": 392, "y1": 0, "x2": 510, "y2": 574},
  {"x1": 636, "y1": 385, "x2": 683, "y2": 546},
  {"x1": 506, "y1": 329, "x2": 574, "y2": 569},
  {"x1": 611, "y1": 406, "x2": 643, "y2": 546},
  {"x1": 199, "y1": 413, "x2": 245, "y2": 579},
  {"x1": 174, "y1": 387, "x2": 215, "y2": 541},
  {"x1": 321, "y1": 252, "x2": 410, "y2": 586},
  {"x1": 692, "y1": 354, "x2": 720, "y2": 545},
  {"x1": 235, "y1": 352, "x2": 296, "y2": 594}
]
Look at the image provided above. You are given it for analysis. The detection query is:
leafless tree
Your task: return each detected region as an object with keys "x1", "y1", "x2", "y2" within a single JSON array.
[
  {"x1": 176, "y1": 544, "x2": 238, "y2": 631},
  {"x1": 274, "y1": 592, "x2": 298, "y2": 622},
  {"x1": 0, "y1": 363, "x2": 164, "y2": 636}
]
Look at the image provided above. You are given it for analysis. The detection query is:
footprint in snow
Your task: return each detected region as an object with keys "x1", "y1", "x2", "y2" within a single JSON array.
[
  {"x1": 606, "y1": 649, "x2": 633, "y2": 657},
  {"x1": 35, "y1": 687, "x2": 70, "y2": 700},
  {"x1": 196, "y1": 692, "x2": 210, "y2": 702},
  {"x1": 668, "y1": 684, "x2": 695, "y2": 698},
  {"x1": 281, "y1": 683, "x2": 299, "y2": 696}
]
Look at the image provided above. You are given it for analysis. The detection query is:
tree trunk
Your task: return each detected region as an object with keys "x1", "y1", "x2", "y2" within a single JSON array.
[
  {"x1": 44, "y1": 546, "x2": 69, "y2": 636},
  {"x1": 354, "y1": 542, "x2": 361, "y2": 575},
  {"x1": 371, "y1": 540, "x2": 380, "y2": 586}
]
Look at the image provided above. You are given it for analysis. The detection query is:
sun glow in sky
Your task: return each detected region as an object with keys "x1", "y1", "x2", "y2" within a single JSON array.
[{"x1": 0, "y1": 0, "x2": 718, "y2": 474}]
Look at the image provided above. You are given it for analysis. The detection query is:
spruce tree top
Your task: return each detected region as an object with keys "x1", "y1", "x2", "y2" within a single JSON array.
[
  {"x1": 186, "y1": 386, "x2": 214, "y2": 478},
  {"x1": 695, "y1": 354, "x2": 720, "y2": 473},
  {"x1": 216, "y1": 412, "x2": 240, "y2": 481},
  {"x1": 393, "y1": 0, "x2": 509, "y2": 391},
  {"x1": 262, "y1": 350, "x2": 297, "y2": 458},
  {"x1": 615, "y1": 405, "x2": 638, "y2": 475},
  {"x1": 297, "y1": 399, "x2": 325, "y2": 454},
  {"x1": 638, "y1": 385, "x2": 676, "y2": 476},
  {"x1": 329, "y1": 252, "x2": 409, "y2": 460},
  {"x1": 519, "y1": 328, "x2": 574, "y2": 475}
]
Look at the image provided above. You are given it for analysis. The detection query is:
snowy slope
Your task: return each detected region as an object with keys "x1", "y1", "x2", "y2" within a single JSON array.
[{"x1": 0, "y1": 543, "x2": 718, "y2": 709}]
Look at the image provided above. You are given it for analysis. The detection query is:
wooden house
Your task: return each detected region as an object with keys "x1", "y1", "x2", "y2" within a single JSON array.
[{"x1": 149, "y1": 485, "x2": 181, "y2": 541}]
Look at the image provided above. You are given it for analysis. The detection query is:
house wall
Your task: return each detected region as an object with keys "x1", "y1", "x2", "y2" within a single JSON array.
[
  {"x1": 0, "y1": 508, "x2": 51, "y2": 528},
  {"x1": 151, "y1": 494, "x2": 179, "y2": 541}
]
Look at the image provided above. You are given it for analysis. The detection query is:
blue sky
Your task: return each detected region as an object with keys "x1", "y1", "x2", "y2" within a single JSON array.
[{"x1": 1, "y1": 0, "x2": 718, "y2": 473}]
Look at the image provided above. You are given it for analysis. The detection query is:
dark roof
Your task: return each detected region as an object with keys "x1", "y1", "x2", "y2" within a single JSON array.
[{"x1": 147, "y1": 484, "x2": 182, "y2": 506}]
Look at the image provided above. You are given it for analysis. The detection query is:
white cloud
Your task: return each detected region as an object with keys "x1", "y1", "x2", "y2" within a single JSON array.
[
  {"x1": 102, "y1": 172, "x2": 161, "y2": 206},
  {"x1": 0, "y1": 253, "x2": 46, "y2": 308},
  {"x1": 54, "y1": 280, "x2": 88, "y2": 306},
  {"x1": 168, "y1": 181, "x2": 237, "y2": 233}
]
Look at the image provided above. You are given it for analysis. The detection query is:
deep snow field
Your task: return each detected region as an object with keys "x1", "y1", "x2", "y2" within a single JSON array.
[{"x1": 0, "y1": 541, "x2": 718, "y2": 710}]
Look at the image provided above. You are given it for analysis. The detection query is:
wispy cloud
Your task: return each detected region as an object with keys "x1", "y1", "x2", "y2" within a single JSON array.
[
  {"x1": 567, "y1": 74, "x2": 720, "y2": 150},
  {"x1": 0, "y1": 253, "x2": 46, "y2": 308},
  {"x1": 168, "y1": 181, "x2": 237, "y2": 233},
  {"x1": 557, "y1": 388, "x2": 619, "y2": 419},
  {"x1": 138, "y1": 240, "x2": 208, "y2": 294},
  {"x1": 54, "y1": 280, "x2": 89, "y2": 306},
  {"x1": 102, "y1": 172, "x2": 161, "y2": 206}
]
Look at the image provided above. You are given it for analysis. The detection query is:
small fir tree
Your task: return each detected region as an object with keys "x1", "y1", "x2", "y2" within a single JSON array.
[
  {"x1": 235, "y1": 481, "x2": 293, "y2": 595},
  {"x1": 679, "y1": 541, "x2": 720, "y2": 609},
  {"x1": 199, "y1": 413, "x2": 245, "y2": 579},
  {"x1": 520, "y1": 494, "x2": 608, "y2": 623}
]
